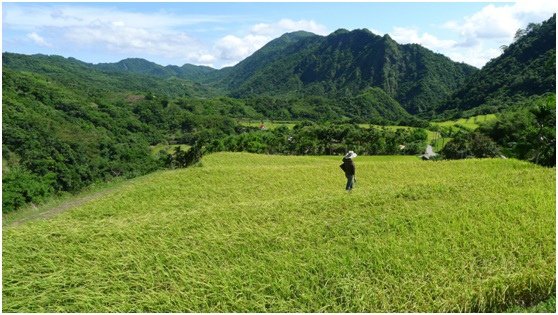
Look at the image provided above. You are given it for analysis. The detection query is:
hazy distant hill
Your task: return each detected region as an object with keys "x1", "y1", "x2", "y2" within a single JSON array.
[
  {"x1": 2, "y1": 53, "x2": 220, "y2": 98},
  {"x1": 94, "y1": 58, "x2": 217, "y2": 82}
]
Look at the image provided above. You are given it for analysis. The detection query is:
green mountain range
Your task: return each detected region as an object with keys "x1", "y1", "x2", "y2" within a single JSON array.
[
  {"x1": 2, "y1": 53, "x2": 221, "y2": 98},
  {"x1": 8, "y1": 14, "x2": 551, "y2": 120},
  {"x1": 218, "y1": 29, "x2": 477, "y2": 115},
  {"x1": 14, "y1": 28, "x2": 478, "y2": 116},
  {"x1": 95, "y1": 57, "x2": 217, "y2": 82}
]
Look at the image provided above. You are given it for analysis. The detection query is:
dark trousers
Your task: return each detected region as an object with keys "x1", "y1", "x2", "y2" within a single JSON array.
[{"x1": 345, "y1": 174, "x2": 354, "y2": 191}]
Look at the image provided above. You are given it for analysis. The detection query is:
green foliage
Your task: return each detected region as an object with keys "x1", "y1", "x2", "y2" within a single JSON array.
[
  {"x1": 2, "y1": 53, "x2": 221, "y2": 98},
  {"x1": 2, "y1": 69, "x2": 161, "y2": 212},
  {"x1": 208, "y1": 122, "x2": 428, "y2": 156},
  {"x1": 439, "y1": 94, "x2": 556, "y2": 166},
  {"x1": 506, "y1": 296, "x2": 556, "y2": 313},
  {"x1": 478, "y1": 94, "x2": 556, "y2": 166},
  {"x1": 440, "y1": 132, "x2": 501, "y2": 160},
  {"x1": 2, "y1": 153, "x2": 555, "y2": 312},
  {"x1": 343, "y1": 87, "x2": 411, "y2": 122},
  {"x1": 2, "y1": 166, "x2": 55, "y2": 212},
  {"x1": 94, "y1": 57, "x2": 217, "y2": 82},
  {"x1": 243, "y1": 89, "x2": 412, "y2": 123},
  {"x1": 161, "y1": 142, "x2": 205, "y2": 169}
]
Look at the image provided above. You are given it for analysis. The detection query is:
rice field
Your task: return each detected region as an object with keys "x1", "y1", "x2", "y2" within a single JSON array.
[
  {"x1": 361, "y1": 124, "x2": 439, "y2": 148},
  {"x1": 2, "y1": 153, "x2": 555, "y2": 312},
  {"x1": 238, "y1": 120, "x2": 297, "y2": 130},
  {"x1": 432, "y1": 114, "x2": 497, "y2": 130}
]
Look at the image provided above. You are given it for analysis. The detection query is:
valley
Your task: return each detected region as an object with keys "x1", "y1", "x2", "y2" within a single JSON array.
[{"x1": 2, "y1": 9, "x2": 556, "y2": 313}]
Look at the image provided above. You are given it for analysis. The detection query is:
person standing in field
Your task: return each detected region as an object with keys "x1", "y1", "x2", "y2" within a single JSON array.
[{"x1": 340, "y1": 151, "x2": 357, "y2": 192}]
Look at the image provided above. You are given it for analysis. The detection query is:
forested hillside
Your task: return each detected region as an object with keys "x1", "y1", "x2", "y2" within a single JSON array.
[
  {"x1": 2, "y1": 69, "x2": 160, "y2": 210},
  {"x1": 437, "y1": 14, "x2": 556, "y2": 118},
  {"x1": 218, "y1": 29, "x2": 477, "y2": 115},
  {"x1": 13, "y1": 28, "x2": 476, "y2": 116},
  {"x1": 2, "y1": 53, "x2": 220, "y2": 98}
]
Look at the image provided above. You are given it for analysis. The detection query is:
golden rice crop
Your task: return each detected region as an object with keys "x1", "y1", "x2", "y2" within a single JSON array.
[{"x1": 2, "y1": 153, "x2": 555, "y2": 312}]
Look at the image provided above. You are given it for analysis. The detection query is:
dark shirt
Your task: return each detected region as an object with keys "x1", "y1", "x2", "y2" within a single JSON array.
[{"x1": 342, "y1": 157, "x2": 355, "y2": 175}]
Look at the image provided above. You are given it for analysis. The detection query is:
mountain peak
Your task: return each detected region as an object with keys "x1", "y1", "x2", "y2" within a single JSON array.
[
  {"x1": 382, "y1": 33, "x2": 393, "y2": 40},
  {"x1": 332, "y1": 28, "x2": 350, "y2": 35},
  {"x1": 222, "y1": 26, "x2": 477, "y2": 115},
  {"x1": 279, "y1": 30, "x2": 318, "y2": 38}
]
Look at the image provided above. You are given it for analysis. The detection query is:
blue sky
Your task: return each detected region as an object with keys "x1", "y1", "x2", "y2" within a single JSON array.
[{"x1": 2, "y1": 1, "x2": 556, "y2": 68}]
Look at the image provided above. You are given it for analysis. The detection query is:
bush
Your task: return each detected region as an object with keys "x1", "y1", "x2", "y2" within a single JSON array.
[
  {"x1": 478, "y1": 94, "x2": 555, "y2": 166},
  {"x1": 441, "y1": 132, "x2": 500, "y2": 160},
  {"x1": 2, "y1": 167, "x2": 55, "y2": 213}
]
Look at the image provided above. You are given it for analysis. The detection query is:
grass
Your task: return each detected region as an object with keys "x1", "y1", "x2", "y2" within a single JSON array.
[
  {"x1": 429, "y1": 114, "x2": 498, "y2": 151},
  {"x1": 238, "y1": 120, "x2": 297, "y2": 130},
  {"x1": 432, "y1": 114, "x2": 497, "y2": 130},
  {"x1": 430, "y1": 135, "x2": 450, "y2": 152},
  {"x1": 2, "y1": 153, "x2": 555, "y2": 312}
]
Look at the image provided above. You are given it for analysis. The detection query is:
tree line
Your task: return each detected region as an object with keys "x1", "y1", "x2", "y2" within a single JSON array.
[{"x1": 437, "y1": 94, "x2": 555, "y2": 167}]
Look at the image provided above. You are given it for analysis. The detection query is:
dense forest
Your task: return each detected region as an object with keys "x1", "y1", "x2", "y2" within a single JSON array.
[{"x1": 2, "y1": 15, "x2": 555, "y2": 212}]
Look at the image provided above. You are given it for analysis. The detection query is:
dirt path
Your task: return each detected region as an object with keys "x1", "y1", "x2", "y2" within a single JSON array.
[{"x1": 5, "y1": 189, "x2": 114, "y2": 228}]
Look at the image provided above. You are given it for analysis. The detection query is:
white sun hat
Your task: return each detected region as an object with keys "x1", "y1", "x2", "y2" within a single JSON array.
[{"x1": 345, "y1": 151, "x2": 357, "y2": 159}]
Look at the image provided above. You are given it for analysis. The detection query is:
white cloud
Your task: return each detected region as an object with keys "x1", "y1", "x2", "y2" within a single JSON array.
[
  {"x1": 389, "y1": 24, "x2": 515, "y2": 68},
  {"x1": 443, "y1": 4, "x2": 520, "y2": 41},
  {"x1": 215, "y1": 34, "x2": 270, "y2": 61},
  {"x1": 250, "y1": 19, "x2": 328, "y2": 36},
  {"x1": 443, "y1": 0, "x2": 556, "y2": 46},
  {"x1": 194, "y1": 53, "x2": 216, "y2": 64},
  {"x1": 215, "y1": 19, "x2": 328, "y2": 65},
  {"x1": 63, "y1": 21, "x2": 212, "y2": 65},
  {"x1": 4, "y1": 4, "x2": 236, "y2": 67},
  {"x1": 391, "y1": 0, "x2": 556, "y2": 68},
  {"x1": 390, "y1": 27, "x2": 456, "y2": 50},
  {"x1": 445, "y1": 45, "x2": 504, "y2": 68},
  {"x1": 26, "y1": 32, "x2": 50, "y2": 46},
  {"x1": 4, "y1": 4, "x2": 328, "y2": 68},
  {"x1": 3, "y1": 5, "x2": 231, "y2": 31}
]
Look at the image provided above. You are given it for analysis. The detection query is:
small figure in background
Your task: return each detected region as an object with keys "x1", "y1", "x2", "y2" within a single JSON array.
[{"x1": 340, "y1": 151, "x2": 357, "y2": 192}]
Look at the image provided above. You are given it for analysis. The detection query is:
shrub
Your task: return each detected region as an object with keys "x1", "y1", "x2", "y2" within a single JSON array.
[
  {"x1": 441, "y1": 132, "x2": 500, "y2": 160},
  {"x1": 2, "y1": 167, "x2": 55, "y2": 213}
]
